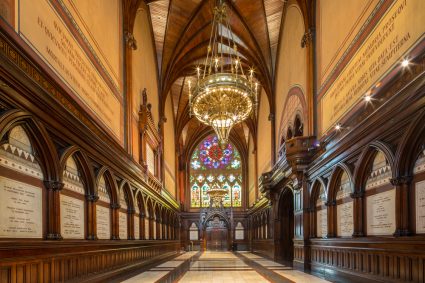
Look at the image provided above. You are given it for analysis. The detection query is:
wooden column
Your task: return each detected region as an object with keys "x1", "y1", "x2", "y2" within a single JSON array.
[
  {"x1": 128, "y1": 207, "x2": 135, "y2": 240},
  {"x1": 86, "y1": 194, "x2": 99, "y2": 240},
  {"x1": 391, "y1": 176, "x2": 413, "y2": 236},
  {"x1": 351, "y1": 191, "x2": 365, "y2": 237},
  {"x1": 140, "y1": 213, "x2": 145, "y2": 240},
  {"x1": 326, "y1": 200, "x2": 336, "y2": 238},
  {"x1": 44, "y1": 180, "x2": 63, "y2": 240},
  {"x1": 111, "y1": 203, "x2": 120, "y2": 240},
  {"x1": 149, "y1": 216, "x2": 154, "y2": 239}
]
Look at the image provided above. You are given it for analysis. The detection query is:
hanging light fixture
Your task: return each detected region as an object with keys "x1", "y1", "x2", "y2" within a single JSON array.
[{"x1": 188, "y1": 0, "x2": 259, "y2": 145}]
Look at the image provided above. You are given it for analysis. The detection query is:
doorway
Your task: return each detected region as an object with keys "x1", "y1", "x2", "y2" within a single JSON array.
[
  {"x1": 279, "y1": 188, "x2": 294, "y2": 264},
  {"x1": 205, "y1": 216, "x2": 229, "y2": 251}
]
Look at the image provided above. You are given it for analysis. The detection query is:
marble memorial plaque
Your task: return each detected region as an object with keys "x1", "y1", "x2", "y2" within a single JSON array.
[
  {"x1": 60, "y1": 195, "x2": 84, "y2": 239},
  {"x1": 119, "y1": 212, "x2": 127, "y2": 239},
  {"x1": 134, "y1": 216, "x2": 140, "y2": 239},
  {"x1": 96, "y1": 206, "x2": 110, "y2": 239},
  {"x1": 337, "y1": 201, "x2": 354, "y2": 237},
  {"x1": 416, "y1": 180, "x2": 425, "y2": 233},
  {"x1": 235, "y1": 230, "x2": 244, "y2": 240},
  {"x1": 0, "y1": 177, "x2": 43, "y2": 238},
  {"x1": 316, "y1": 208, "x2": 328, "y2": 238},
  {"x1": 189, "y1": 230, "x2": 198, "y2": 240},
  {"x1": 366, "y1": 189, "x2": 396, "y2": 235},
  {"x1": 145, "y1": 218, "x2": 149, "y2": 239}
]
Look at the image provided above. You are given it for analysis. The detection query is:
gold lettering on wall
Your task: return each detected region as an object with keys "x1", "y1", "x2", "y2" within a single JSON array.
[
  {"x1": 319, "y1": 0, "x2": 425, "y2": 135},
  {"x1": 19, "y1": 0, "x2": 123, "y2": 141}
]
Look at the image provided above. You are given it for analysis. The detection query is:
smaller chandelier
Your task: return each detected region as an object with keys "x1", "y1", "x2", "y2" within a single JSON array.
[
  {"x1": 207, "y1": 183, "x2": 228, "y2": 207},
  {"x1": 188, "y1": 0, "x2": 259, "y2": 145}
]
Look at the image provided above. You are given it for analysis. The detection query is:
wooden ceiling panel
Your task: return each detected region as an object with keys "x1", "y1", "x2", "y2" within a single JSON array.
[
  {"x1": 161, "y1": 0, "x2": 203, "y2": 76},
  {"x1": 148, "y1": 0, "x2": 169, "y2": 71},
  {"x1": 264, "y1": 0, "x2": 285, "y2": 68}
]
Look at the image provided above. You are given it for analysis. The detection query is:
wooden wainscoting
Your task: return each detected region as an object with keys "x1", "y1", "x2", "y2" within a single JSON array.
[
  {"x1": 310, "y1": 238, "x2": 425, "y2": 283},
  {"x1": 251, "y1": 239, "x2": 275, "y2": 259},
  {"x1": 0, "y1": 240, "x2": 180, "y2": 283}
]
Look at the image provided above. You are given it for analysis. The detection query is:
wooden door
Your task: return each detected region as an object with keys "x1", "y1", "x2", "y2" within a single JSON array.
[{"x1": 206, "y1": 228, "x2": 228, "y2": 251}]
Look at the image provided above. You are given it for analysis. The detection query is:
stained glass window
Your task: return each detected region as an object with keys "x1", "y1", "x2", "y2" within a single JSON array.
[{"x1": 190, "y1": 135, "x2": 243, "y2": 207}]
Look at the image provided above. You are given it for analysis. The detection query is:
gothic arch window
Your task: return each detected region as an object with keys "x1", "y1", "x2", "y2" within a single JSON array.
[{"x1": 190, "y1": 135, "x2": 243, "y2": 208}]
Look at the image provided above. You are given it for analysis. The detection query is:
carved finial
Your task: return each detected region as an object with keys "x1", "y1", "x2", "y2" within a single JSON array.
[
  {"x1": 301, "y1": 29, "x2": 314, "y2": 48},
  {"x1": 142, "y1": 88, "x2": 147, "y2": 106},
  {"x1": 125, "y1": 31, "x2": 137, "y2": 50}
]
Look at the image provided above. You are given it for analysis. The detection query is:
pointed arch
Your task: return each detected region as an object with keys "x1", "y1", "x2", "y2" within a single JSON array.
[
  {"x1": 0, "y1": 109, "x2": 60, "y2": 181},
  {"x1": 328, "y1": 163, "x2": 354, "y2": 201},
  {"x1": 353, "y1": 141, "x2": 395, "y2": 193},
  {"x1": 59, "y1": 146, "x2": 95, "y2": 196},
  {"x1": 395, "y1": 110, "x2": 425, "y2": 177}
]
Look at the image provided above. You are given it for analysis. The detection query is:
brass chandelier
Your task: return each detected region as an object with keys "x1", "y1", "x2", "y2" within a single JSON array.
[{"x1": 188, "y1": 0, "x2": 259, "y2": 145}]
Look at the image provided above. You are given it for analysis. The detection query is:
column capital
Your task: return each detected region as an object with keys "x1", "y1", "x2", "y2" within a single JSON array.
[
  {"x1": 390, "y1": 176, "x2": 413, "y2": 186},
  {"x1": 350, "y1": 191, "x2": 364, "y2": 199},
  {"x1": 44, "y1": 180, "x2": 64, "y2": 191},
  {"x1": 110, "y1": 203, "x2": 121, "y2": 209},
  {"x1": 85, "y1": 194, "x2": 99, "y2": 202}
]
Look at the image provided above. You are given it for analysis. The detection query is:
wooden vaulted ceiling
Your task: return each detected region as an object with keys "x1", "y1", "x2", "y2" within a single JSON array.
[{"x1": 143, "y1": 0, "x2": 311, "y2": 152}]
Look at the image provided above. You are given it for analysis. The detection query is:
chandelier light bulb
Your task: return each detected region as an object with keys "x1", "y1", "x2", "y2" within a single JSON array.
[
  {"x1": 335, "y1": 124, "x2": 342, "y2": 131},
  {"x1": 401, "y1": 59, "x2": 409, "y2": 67},
  {"x1": 364, "y1": 94, "x2": 371, "y2": 102}
]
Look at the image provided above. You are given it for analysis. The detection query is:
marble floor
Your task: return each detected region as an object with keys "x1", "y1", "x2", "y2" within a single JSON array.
[{"x1": 119, "y1": 251, "x2": 330, "y2": 283}]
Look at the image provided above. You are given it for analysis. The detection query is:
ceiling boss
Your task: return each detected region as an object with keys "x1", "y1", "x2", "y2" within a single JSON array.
[{"x1": 188, "y1": 0, "x2": 259, "y2": 146}]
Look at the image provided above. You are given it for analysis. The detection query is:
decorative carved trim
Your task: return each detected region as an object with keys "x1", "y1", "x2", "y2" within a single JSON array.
[
  {"x1": 124, "y1": 31, "x2": 137, "y2": 50},
  {"x1": 46, "y1": 233, "x2": 63, "y2": 240}
]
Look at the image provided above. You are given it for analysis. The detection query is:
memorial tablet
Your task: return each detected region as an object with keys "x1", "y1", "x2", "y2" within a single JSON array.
[
  {"x1": 96, "y1": 206, "x2": 110, "y2": 239},
  {"x1": 60, "y1": 195, "x2": 84, "y2": 239},
  {"x1": 0, "y1": 177, "x2": 42, "y2": 238},
  {"x1": 366, "y1": 189, "x2": 396, "y2": 235},
  {"x1": 416, "y1": 180, "x2": 425, "y2": 233},
  {"x1": 337, "y1": 202, "x2": 354, "y2": 237}
]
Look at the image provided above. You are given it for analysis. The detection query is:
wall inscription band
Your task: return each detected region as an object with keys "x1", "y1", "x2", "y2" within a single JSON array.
[
  {"x1": 0, "y1": 176, "x2": 42, "y2": 238},
  {"x1": 19, "y1": 0, "x2": 123, "y2": 142},
  {"x1": 319, "y1": 0, "x2": 425, "y2": 135}
]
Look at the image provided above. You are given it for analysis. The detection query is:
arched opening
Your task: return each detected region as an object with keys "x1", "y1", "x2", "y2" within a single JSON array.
[
  {"x1": 204, "y1": 214, "x2": 229, "y2": 251},
  {"x1": 278, "y1": 188, "x2": 294, "y2": 264},
  {"x1": 294, "y1": 115, "x2": 303, "y2": 137},
  {"x1": 287, "y1": 126, "x2": 293, "y2": 140}
]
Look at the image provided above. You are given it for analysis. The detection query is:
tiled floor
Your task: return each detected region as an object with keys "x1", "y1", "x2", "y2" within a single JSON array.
[{"x1": 121, "y1": 251, "x2": 330, "y2": 283}]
